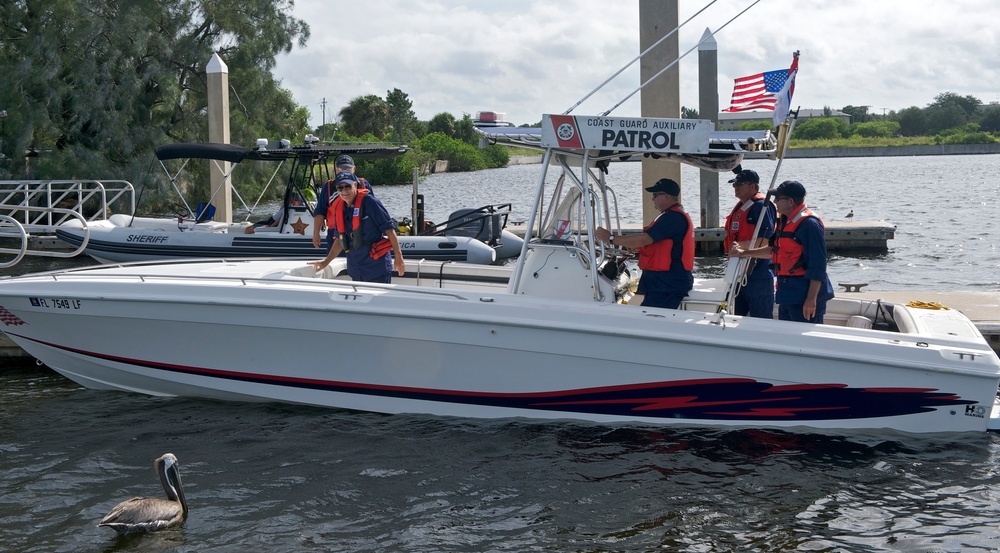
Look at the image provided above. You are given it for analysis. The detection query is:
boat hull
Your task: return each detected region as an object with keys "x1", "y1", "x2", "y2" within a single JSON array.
[{"x1": 1, "y1": 260, "x2": 997, "y2": 433}]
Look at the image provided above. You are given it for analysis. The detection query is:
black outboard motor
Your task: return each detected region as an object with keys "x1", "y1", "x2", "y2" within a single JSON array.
[{"x1": 445, "y1": 208, "x2": 502, "y2": 246}]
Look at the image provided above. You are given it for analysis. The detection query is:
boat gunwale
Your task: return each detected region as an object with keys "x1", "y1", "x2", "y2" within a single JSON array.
[{"x1": 5, "y1": 270, "x2": 998, "y2": 380}]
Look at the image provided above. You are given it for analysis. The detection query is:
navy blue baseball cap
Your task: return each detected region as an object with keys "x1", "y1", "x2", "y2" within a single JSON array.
[
  {"x1": 644, "y1": 178, "x2": 680, "y2": 196},
  {"x1": 335, "y1": 154, "x2": 355, "y2": 168},
  {"x1": 772, "y1": 180, "x2": 806, "y2": 200},
  {"x1": 728, "y1": 169, "x2": 759, "y2": 185},
  {"x1": 334, "y1": 170, "x2": 359, "y2": 185}
]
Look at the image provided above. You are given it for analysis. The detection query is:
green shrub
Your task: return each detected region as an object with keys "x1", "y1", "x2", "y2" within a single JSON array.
[
  {"x1": 849, "y1": 120, "x2": 900, "y2": 138},
  {"x1": 936, "y1": 131, "x2": 996, "y2": 145},
  {"x1": 793, "y1": 117, "x2": 850, "y2": 140},
  {"x1": 482, "y1": 143, "x2": 510, "y2": 167},
  {"x1": 736, "y1": 121, "x2": 775, "y2": 132},
  {"x1": 414, "y1": 132, "x2": 507, "y2": 172}
]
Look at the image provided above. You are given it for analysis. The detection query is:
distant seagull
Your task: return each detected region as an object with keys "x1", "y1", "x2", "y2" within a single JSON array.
[
  {"x1": 98, "y1": 453, "x2": 188, "y2": 535},
  {"x1": 845, "y1": 210, "x2": 854, "y2": 221}
]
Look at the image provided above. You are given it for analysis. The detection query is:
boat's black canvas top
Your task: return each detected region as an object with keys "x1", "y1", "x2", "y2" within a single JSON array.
[{"x1": 154, "y1": 142, "x2": 408, "y2": 163}]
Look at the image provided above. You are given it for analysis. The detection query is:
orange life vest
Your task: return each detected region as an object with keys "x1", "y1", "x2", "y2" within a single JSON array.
[
  {"x1": 724, "y1": 193, "x2": 769, "y2": 250},
  {"x1": 327, "y1": 189, "x2": 392, "y2": 259},
  {"x1": 771, "y1": 203, "x2": 822, "y2": 277},
  {"x1": 638, "y1": 204, "x2": 695, "y2": 272}
]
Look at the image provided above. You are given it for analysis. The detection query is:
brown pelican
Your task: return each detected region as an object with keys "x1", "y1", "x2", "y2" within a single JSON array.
[{"x1": 98, "y1": 453, "x2": 188, "y2": 534}]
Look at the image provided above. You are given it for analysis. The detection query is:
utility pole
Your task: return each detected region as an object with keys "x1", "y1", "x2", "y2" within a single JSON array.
[{"x1": 320, "y1": 97, "x2": 328, "y2": 142}]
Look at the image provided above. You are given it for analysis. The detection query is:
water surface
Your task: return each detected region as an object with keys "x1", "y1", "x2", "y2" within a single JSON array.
[{"x1": 2, "y1": 154, "x2": 999, "y2": 552}]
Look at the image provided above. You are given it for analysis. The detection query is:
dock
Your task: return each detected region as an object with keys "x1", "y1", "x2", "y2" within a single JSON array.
[
  {"x1": 508, "y1": 220, "x2": 896, "y2": 254},
  {"x1": 692, "y1": 221, "x2": 895, "y2": 255}
]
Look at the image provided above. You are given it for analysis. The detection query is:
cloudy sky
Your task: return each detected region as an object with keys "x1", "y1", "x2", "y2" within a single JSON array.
[{"x1": 271, "y1": 0, "x2": 1000, "y2": 128}]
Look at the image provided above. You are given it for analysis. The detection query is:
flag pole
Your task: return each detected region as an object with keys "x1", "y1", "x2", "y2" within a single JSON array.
[{"x1": 718, "y1": 49, "x2": 800, "y2": 313}]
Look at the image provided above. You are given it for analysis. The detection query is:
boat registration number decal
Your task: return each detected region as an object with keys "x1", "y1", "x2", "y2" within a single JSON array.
[{"x1": 30, "y1": 297, "x2": 82, "y2": 310}]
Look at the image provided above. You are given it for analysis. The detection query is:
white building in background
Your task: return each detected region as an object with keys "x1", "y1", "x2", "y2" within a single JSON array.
[{"x1": 716, "y1": 108, "x2": 852, "y2": 130}]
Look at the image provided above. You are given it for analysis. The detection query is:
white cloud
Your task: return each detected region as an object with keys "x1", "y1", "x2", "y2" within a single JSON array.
[{"x1": 272, "y1": 0, "x2": 1000, "y2": 128}]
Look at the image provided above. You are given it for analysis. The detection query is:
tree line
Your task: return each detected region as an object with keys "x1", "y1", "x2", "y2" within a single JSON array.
[
  {"x1": 705, "y1": 92, "x2": 1000, "y2": 145},
  {"x1": 318, "y1": 90, "x2": 509, "y2": 187},
  {"x1": 1, "y1": 0, "x2": 311, "y2": 184},
  {"x1": 0, "y1": 0, "x2": 505, "y2": 204}
]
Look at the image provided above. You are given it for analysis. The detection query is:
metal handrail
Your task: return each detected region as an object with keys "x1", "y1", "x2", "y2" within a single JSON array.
[
  {"x1": 39, "y1": 262, "x2": 473, "y2": 301},
  {"x1": 0, "y1": 179, "x2": 135, "y2": 228},
  {"x1": 0, "y1": 207, "x2": 91, "y2": 267}
]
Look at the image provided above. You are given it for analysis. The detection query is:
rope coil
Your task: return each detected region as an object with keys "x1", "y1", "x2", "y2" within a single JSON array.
[{"x1": 906, "y1": 300, "x2": 951, "y2": 310}]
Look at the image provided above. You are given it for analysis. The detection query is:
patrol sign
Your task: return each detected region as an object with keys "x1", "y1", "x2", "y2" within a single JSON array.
[{"x1": 541, "y1": 114, "x2": 711, "y2": 154}]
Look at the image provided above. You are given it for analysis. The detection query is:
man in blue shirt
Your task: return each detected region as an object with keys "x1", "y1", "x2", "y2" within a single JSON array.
[
  {"x1": 312, "y1": 154, "x2": 375, "y2": 250},
  {"x1": 731, "y1": 180, "x2": 834, "y2": 323},
  {"x1": 596, "y1": 178, "x2": 694, "y2": 310},
  {"x1": 309, "y1": 171, "x2": 404, "y2": 282},
  {"x1": 724, "y1": 169, "x2": 776, "y2": 318}
]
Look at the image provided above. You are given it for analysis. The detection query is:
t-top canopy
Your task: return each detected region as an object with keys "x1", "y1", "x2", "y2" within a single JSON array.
[
  {"x1": 475, "y1": 114, "x2": 777, "y2": 172},
  {"x1": 154, "y1": 142, "x2": 408, "y2": 163}
]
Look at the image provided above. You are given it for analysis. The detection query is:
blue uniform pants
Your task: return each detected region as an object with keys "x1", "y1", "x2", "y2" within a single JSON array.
[
  {"x1": 778, "y1": 302, "x2": 826, "y2": 324},
  {"x1": 734, "y1": 277, "x2": 775, "y2": 319}
]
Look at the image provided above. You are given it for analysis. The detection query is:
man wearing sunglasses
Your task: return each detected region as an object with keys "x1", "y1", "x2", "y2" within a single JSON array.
[
  {"x1": 596, "y1": 178, "x2": 694, "y2": 310},
  {"x1": 309, "y1": 171, "x2": 405, "y2": 283},
  {"x1": 312, "y1": 154, "x2": 375, "y2": 250},
  {"x1": 731, "y1": 180, "x2": 834, "y2": 323}
]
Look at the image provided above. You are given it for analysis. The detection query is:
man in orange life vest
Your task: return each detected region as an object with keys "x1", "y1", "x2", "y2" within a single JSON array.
[
  {"x1": 312, "y1": 154, "x2": 375, "y2": 250},
  {"x1": 730, "y1": 180, "x2": 834, "y2": 323},
  {"x1": 724, "y1": 169, "x2": 776, "y2": 318},
  {"x1": 595, "y1": 178, "x2": 694, "y2": 310},
  {"x1": 309, "y1": 171, "x2": 405, "y2": 282}
]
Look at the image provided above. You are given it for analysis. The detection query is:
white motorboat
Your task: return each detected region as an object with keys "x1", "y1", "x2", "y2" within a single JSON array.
[
  {"x1": 54, "y1": 142, "x2": 513, "y2": 265},
  {"x1": 2, "y1": 113, "x2": 998, "y2": 434}
]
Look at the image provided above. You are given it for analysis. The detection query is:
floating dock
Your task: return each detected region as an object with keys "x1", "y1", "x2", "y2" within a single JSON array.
[
  {"x1": 508, "y1": 220, "x2": 896, "y2": 254},
  {"x1": 692, "y1": 221, "x2": 895, "y2": 254}
]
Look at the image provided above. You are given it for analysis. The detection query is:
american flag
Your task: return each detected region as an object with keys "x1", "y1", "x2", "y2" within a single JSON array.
[
  {"x1": 723, "y1": 69, "x2": 790, "y2": 112},
  {"x1": 723, "y1": 53, "x2": 799, "y2": 116}
]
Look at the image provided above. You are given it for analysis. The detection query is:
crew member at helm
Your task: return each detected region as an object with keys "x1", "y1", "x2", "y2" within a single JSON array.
[
  {"x1": 731, "y1": 180, "x2": 834, "y2": 323},
  {"x1": 595, "y1": 177, "x2": 694, "y2": 310},
  {"x1": 309, "y1": 170, "x2": 405, "y2": 283}
]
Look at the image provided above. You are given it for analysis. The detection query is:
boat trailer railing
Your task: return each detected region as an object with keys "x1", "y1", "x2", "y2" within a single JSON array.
[{"x1": 0, "y1": 208, "x2": 90, "y2": 268}]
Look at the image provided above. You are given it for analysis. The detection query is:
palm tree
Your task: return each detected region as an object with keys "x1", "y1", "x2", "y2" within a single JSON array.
[{"x1": 339, "y1": 95, "x2": 390, "y2": 139}]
